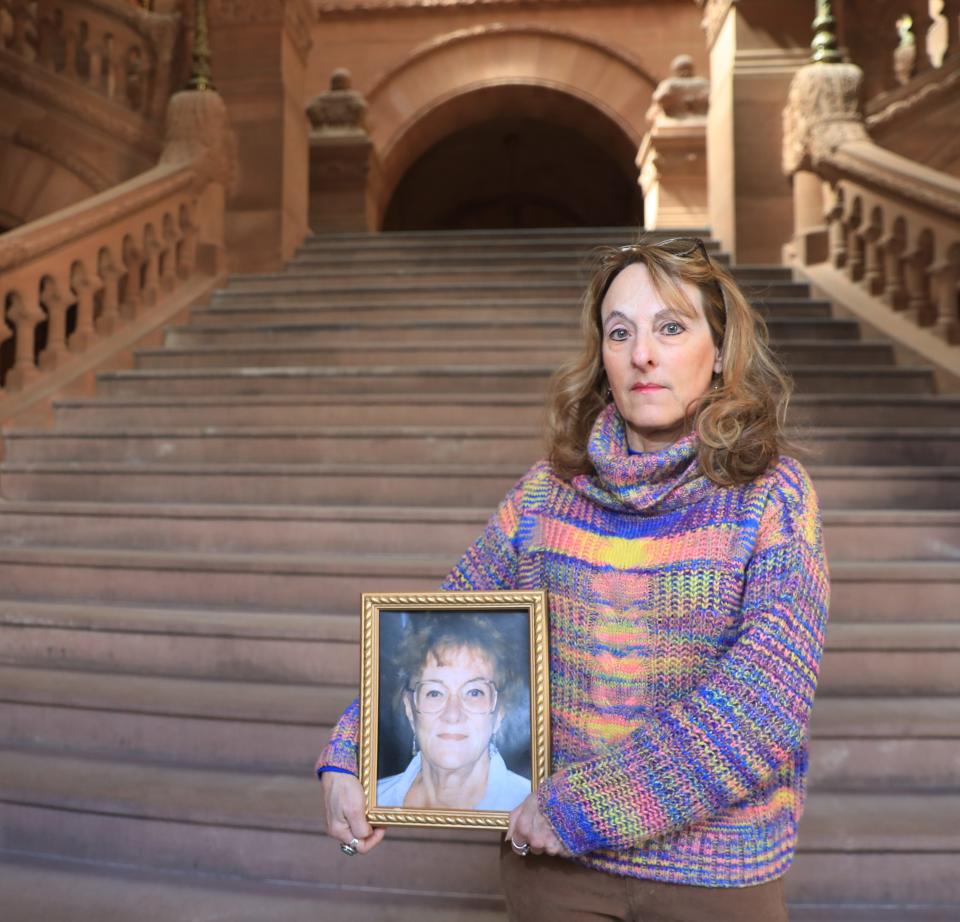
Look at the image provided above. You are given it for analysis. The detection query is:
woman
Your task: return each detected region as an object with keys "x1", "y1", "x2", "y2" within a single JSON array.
[
  {"x1": 319, "y1": 236, "x2": 830, "y2": 921},
  {"x1": 375, "y1": 614, "x2": 531, "y2": 811}
]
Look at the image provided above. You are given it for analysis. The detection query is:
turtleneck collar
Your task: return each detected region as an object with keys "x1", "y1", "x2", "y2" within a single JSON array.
[{"x1": 570, "y1": 403, "x2": 714, "y2": 515}]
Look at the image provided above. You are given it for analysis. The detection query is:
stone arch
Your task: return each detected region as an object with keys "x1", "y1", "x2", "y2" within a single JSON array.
[{"x1": 366, "y1": 24, "x2": 657, "y2": 226}]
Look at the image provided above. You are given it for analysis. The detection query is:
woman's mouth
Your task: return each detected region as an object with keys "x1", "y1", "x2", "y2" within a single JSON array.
[
  {"x1": 631, "y1": 383, "x2": 666, "y2": 392},
  {"x1": 437, "y1": 733, "x2": 469, "y2": 740}
]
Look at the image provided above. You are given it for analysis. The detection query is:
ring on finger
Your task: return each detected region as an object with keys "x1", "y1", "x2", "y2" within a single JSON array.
[
  {"x1": 340, "y1": 837, "x2": 360, "y2": 857},
  {"x1": 510, "y1": 837, "x2": 530, "y2": 857}
]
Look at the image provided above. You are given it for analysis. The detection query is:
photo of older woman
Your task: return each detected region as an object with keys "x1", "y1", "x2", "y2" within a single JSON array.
[{"x1": 376, "y1": 611, "x2": 531, "y2": 812}]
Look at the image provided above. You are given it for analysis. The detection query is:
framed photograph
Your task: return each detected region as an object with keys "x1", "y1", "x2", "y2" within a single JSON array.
[{"x1": 358, "y1": 590, "x2": 550, "y2": 830}]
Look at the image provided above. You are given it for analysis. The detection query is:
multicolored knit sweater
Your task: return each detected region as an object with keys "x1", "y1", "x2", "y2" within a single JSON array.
[{"x1": 318, "y1": 403, "x2": 831, "y2": 887}]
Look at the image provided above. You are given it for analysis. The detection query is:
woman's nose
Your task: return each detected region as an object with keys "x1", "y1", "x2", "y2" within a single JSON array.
[
  {"x1": 439, "y1": 692, "x2": 466, "y2": 721},
  {"x1": 631, "y1": 332, "x2": 658, "y2": 367}
]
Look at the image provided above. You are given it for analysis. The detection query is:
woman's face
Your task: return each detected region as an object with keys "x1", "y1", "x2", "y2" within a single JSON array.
[
  {"x1": 405, "y1": 646, "x2": 502, "y2": 773},
  {"x1": 601, "y1": 262, "x2": 721, "y2": 453}
]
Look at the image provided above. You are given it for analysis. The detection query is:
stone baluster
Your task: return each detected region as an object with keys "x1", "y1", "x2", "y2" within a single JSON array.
[
  {"x1": 74, "y1": 20, "x2": 91, "y2": 82},
  {"x1": 62, "y1": 19, "x2": 79, "y2": 79},
  {"x1": 68, "y1": 260, "x2": 97, "y2": 351},
  {"x1": 141, "y1": 225, "x2": 161, "y2": 307},
  {"x1": 826, "y1": 187, "x2": 847, "y2": 269},
  {"x1": 95, "y1": 247, "x2": 121, "y2": 334},
  {"x1": 930, "y1": 242, "x2": 960, "y2": 342},
  {"x1": 9, "y1": 0, "x2": 30, "y2": 57},
  {"x1": 102, "y1": 33, "x2": 117, "y2": 100},
  {"x1": 944, "y1": 0, "x2": 960, "y2": 56},
  {"x1": 902, "y1": 230, "x2": 935, "y2": 325},
  {"x1": 4, "y1": 289, "x2": 45, "y2": 391},
  {"x1": 177, "y1": 205, "x2": 197, "y2": 279},
  {"x1": 845, "y1": 199, "x2": 865, "y2": 282},
  {"x1": 160, "y1": 214, "x2": 179, "y2": 292},
  {"x1": 38, "y1": 274, "x2": 70, "y2": 370},
  {"x1": 863, "y1": 210, "x2": 886, "y2": 296},
  {"x1": 880, "y1": 221, "x2": 908, "y2": 311},
  {"x1": 121, "y1": 235, "x2": 143, "y2": 319}
]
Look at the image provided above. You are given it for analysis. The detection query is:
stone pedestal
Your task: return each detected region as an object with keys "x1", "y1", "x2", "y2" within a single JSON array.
[
  {"x1": 637, "y1": 122, "x2": 708, "y2": 229},
  {"x1": 703, "y1": 0, "x2": 811, "y2": 262},
  {"x1": 637, "y1": 53, "x2": 709, "y2": 230},
  {"x1": 308, "y1": 134, "x2": 374, "y2": 233},
  {"x1": 306, "y1": 69, "x2": 374, "y2": 233},
  {"x1": 208, "y1": 0, "x2": 313, "y2": 273}
]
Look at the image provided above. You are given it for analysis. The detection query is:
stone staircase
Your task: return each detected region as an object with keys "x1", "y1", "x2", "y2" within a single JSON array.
[{"x1": 0, "y1": 227, "x2": 958, "y2": 921}]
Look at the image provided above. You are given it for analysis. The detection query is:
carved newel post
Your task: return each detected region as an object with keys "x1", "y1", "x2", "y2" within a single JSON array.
[
  {"x1": 636, "y1": 55, "x2": 709, "y2": 230},
  {"x1": 306, "y1": 69, "x2": 373, "y2": 233},
  {"x1": 782, "y1": 2, "x2": 869, "y2": 264}
]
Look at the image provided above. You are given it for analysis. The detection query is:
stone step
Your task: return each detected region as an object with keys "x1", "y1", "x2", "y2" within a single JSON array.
[
  {"x1": 1, "y1": 592, "x2": 956, "y2": 679},
  {"x1": 264, "y1": 263, "x2": 789, "y2": 286},
  {"x1": 0, "y1": 599, "x2": 357, "y2": 681},
  {"x1": 2, "y1": 856, "x2": 956, "y2": 922},
  {"x1": 164, "y1": 316, "x2": 861, "y2": 347},
  {"x1": 809, "y1": 695, "x2": 960, "y2": 789},
  {"x1": 285, "y1": 253, "x2": 785, "y2": 279},
  {"x1": 50, "y1": 392, "x2": 960, "y2": 430},
  {"x1": 0, "y1": 502, "x2": 957, "y2": 562},
  {"x1": 91, "y1": 365, "x2": 935, "y2": 398},
  {"x1": 213, "y1": 278, "x2": 812, "y2": 302},
  {"x1": 1, "y1": 651, "x2": 957, "y2": 773},
  {"x1": 0, "y1": 854, "x2": 509, "y2": 922},
  {"x1": 0, "y1": 665, "x2": 333, "y2": 772},
  {"x1": 0, "y1": 545, "x2": 952, "y2": 617},
  {"x1": 0, "y1": 747, "x2": 957, "y2": 903},
  {"x1": 4, "y1": 461, "x2": 959, "y2": 508},
  {"x1": 819, "y1": 622, "x2": 960, "y2": 694},
  {"x1": 132, "y1": 340, "x2": 896, "y2": 371},
  {"x1": 6, "y1": 425, "x2": 960, "y2": 466},
  {"x1": 194, "y1": 296, "x2": 835, "y2": 324}
]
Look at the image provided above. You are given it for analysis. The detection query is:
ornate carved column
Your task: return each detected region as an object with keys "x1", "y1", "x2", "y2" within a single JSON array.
[
  {"x1": 306, "y1": 68, "x2": 373, "y2": 234},
  {"x1": 782, "y1": 36, "x2": 869, "y2": 266},
  {"x1": 636, "y1": 55, "x2": 709, "y2": 230}
]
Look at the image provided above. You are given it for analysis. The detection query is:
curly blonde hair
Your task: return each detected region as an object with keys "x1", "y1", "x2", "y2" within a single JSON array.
[{"x1": 546, "y1": 236, "x2": 793, "y2": 486}]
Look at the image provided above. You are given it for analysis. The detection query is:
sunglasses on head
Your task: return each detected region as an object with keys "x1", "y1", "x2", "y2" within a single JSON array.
[{"x1": 617, "y1": 236, "x2": 726, "y2": 316}]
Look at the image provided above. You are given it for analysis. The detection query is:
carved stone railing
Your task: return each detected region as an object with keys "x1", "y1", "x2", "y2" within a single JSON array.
[
  {"x1": 0, "y1": 86, "x2": 233, "y2": 411},
  {"x1": 0, "y1": 0, "x2": 181, "y2": 122},
  {"x1": 784, "y1": 60, "x2": 960, "y2": 355},
  {"x1": 839, "y1": 0, "x2": 960, "y2": 101}
]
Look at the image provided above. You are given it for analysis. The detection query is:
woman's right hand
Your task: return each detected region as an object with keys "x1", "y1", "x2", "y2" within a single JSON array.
[{"x1": 320, "y1": 771, "x2": 386, "y2": 854}]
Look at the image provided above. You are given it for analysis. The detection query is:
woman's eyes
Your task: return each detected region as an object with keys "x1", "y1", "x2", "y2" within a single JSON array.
[
  {"x1": 607, "y1": 322, "x2": 685, "y2": 340},
  {"x1": 423, "y1": 688, "x2": 444, "y2": 699}
]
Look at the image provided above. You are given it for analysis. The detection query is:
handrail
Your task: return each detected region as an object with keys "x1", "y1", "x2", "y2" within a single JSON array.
[
  {"x1": 0, "y1": 87, "x2": 233, "y2": 405},
  {"x1": 784, "y1": 60, "x2": 960, "y2": 348}
]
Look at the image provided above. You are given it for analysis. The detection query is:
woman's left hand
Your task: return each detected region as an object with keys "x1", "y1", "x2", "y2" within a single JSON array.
[{"x1": 507, "y1": 793, "x2": 572, "y2": 857}]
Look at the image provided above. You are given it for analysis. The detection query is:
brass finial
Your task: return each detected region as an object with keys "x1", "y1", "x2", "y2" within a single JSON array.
[
  {"x1": 186, "y1": 0, "x2": 215, "y2": 90},
  {"x1": 811, "y1": 0, "x2": 842, "y2": 64}
]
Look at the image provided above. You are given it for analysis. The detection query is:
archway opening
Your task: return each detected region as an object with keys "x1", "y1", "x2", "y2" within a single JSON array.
[{"x1": 381, "y1": 86, "x2": 642, "y2": 231}]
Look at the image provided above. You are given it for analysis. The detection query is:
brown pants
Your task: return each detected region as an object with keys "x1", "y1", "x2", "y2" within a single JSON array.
[{"x1": 500, "y1": 846, "x2": 789, "y2": 922}]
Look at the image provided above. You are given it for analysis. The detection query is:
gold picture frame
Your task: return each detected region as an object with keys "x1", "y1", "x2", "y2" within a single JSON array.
[{"x1": 359, "y1": 590, "x2": 550, "y2": 830}]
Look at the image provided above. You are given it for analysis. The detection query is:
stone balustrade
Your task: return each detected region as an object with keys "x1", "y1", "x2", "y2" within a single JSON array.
[
  {"x1": 0, "y1": 0, "x2": 180, "y2": 120},
  {"x1": 0, "y1": 86, "x2": 233, "y2": 406},
  {"x1": 840, "y1": 0, "x2": 960, "y2": 101},
  {"x1": 784, "y1": 56, "x2": 960, "y2": 359},
  {"x1": 823, "y1": 143, "x2": 960, "y2": 343}
]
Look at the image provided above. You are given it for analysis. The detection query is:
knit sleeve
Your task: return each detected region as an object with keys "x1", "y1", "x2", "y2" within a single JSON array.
[
  {"x1": 536, "y1": 459, "x2": 830, "y2": 855},
  {"x1": 315, "y1": 695, "x2": 360, "y2": 777},
  {"x1": 315, "y1": 466, "x2": 537, "y2": 779}
]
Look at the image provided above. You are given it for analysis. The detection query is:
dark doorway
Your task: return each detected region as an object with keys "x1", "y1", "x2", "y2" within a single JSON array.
[{"x1": 384, "y1": 114, "x2": 642, "y2": 231}]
